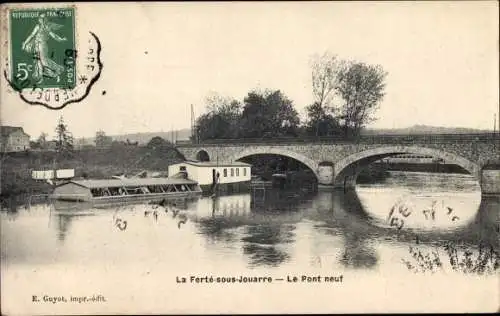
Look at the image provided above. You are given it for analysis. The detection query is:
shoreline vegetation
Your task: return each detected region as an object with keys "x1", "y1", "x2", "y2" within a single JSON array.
[
  {"x1": 357, "y1": 162, "x2": 470, "y2": 184},
  {"x1": 357, "y1": 164, "x2": 391, "y2": 184},
  {"x1": 0, "y1": 143, "x2": 185, "y2": 202}
]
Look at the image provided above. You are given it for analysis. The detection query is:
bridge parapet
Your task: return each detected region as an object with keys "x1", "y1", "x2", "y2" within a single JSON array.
[{"x1": 176, "y1": 133, "x2": 499, "y2": 147}]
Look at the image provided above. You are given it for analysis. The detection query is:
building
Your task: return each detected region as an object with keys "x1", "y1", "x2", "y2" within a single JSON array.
[
  {"x1": 45, "y1": 140, "x2": 58, "y2": 151},
  {"x1": 168, "y1": 160, "x2": 252, "y2": 194},
  {"x1": 0, "y1": 126, "x2": 30, "y2": 152}
]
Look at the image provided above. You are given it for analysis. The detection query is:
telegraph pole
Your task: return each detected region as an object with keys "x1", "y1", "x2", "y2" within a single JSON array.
[
  {"x1": 494, "y1": 113, "x2": 497, "y2": 151},
  {"x1": 494, "y1": 113, "x2": 497, "y2": 135},
  {"x1": 497, "y1": 105, "x2": 500, "y2": 150},
  {"x1": 190, "y1": 104, "x2": 193, "y2": 143},
  {"x1": 190, "y1": 104, "x2": 196, "y2": 144}
]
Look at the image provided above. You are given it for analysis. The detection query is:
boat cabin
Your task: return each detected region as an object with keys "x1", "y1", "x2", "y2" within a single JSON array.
[{"x1": 168, "y1": 161, "x2": 252, "y2": 194}]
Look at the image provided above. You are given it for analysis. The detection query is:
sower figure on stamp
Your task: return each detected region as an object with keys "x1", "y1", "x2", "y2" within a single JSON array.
[{"x1": 21, "y1": 13, "x2": 67, "y2": 83}]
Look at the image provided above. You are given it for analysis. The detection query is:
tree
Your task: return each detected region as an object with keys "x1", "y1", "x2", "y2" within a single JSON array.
[
  {"x1": 304, "y1": 102, "x2": 342, "y2": 136},
  {"x1": 36, "y1": 132, "x2": 48, "y2": 149},
  {"x1": 194, "y1": 93, "x2": 242, "y2": 140},
  {"x1": 147, "y1": 136, "x2": 173, "y2": 150},
  {"x1": 336, "y1": 61, "x2": 387, "y2": 136},
  {"x1": 309, "y1": 52, "x2": 344, "y2": 136},
  {"x1": 239, "y1": 89, "x2": 300, "y2": 138},
  {"x1": 307, "y1": 52, "x2": 387, "y2": 137},
  {"x1": 146, "y1": 136, "x2": 181, "y2": 159},
  {"x1": 195, "y1": 113, "x2": 231, "y2": 140},
  {"x1": 29, "y1": 132, "x2": 48, "y2": 150},
  {"x1": 30, "y1": 140, "x2": 39, "y2": 149},
  {"x1": 95, "y1": 130, "x2": 113, "y2": 149},
  {"x1": 54, "y1": 116, "x2": 73, "y2": 154}
]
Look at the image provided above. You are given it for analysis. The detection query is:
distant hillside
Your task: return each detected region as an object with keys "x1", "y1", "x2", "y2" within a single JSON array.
[
  {"x1": 74, "y1": 125, "x2": 493, "y2": 146},
  {"x1": 76, "y1": 128, "x2": 192, "y2": 146},
  {"x1": 110, "y1": 128, "x2": 192, "y2": 144},
  {"x1": 362, "y1": 125, "x2": 493, "y2": 135}
]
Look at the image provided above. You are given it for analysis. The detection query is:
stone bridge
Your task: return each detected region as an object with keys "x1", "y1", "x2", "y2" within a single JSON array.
[{"x1": 175, "y1": 134, "x2": 500, "y2": 194}]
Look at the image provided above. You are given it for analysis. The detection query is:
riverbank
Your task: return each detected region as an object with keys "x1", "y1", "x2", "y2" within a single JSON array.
[
  {"x1": 0, "y1": 145, "x2": 184, "y2": 199},
  {"x1": 357, "y1": 162, "x2": 471, "y2": 184},
  {"x1": 357, "y1": 164, "x2": 391, "y2": 184},
  {"x1": 375, "y1": 162, "x2": 469, "y2": 174}
]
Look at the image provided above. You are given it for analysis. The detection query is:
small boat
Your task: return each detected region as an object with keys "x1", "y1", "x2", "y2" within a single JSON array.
[
  {"x1": 50, "y1": 177, "x2": 202, "y2": 208},
  {"x1": 271, "y1": 173, "x2": 287, "y2": 188},
  {"x1": 250, "y1": 176, "x2": 273, "y2": 188},
  {"x1": 272, "y1": 173, "x2": 287, "y2": 178}
]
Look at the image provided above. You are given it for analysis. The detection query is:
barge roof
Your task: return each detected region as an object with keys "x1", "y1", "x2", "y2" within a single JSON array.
[{"x1": 57, "y1": 178, "x2": 197, "y2": 189}]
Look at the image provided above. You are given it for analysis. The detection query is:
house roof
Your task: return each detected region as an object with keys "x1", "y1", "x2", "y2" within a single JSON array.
[
  {"x1": 1, "y1": 126, "x2": 29, "y2": 137},
  {"x1": 177, "y1": 160, "x2": 251, "y2": 167},
  {"x1": 59, "y1": 177, "x2": 197, "y2": 189}
]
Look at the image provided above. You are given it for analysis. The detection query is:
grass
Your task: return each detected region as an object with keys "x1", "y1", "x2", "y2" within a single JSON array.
[{"x1": 402, "y1": 242, "x2": 499, "y2": 274}]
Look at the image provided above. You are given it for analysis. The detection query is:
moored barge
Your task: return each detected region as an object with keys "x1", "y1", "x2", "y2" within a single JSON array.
[{"x1": 51, "y1": 177, "x2": 202, "y2": 207}]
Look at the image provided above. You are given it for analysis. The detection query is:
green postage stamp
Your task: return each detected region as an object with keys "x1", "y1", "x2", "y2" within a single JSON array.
[
  {"x1": 2, "y1": 5, "x2": 102, "y2": 109},
  {"x1": 10, "y1": 8, "x2": 76, "y2": 89}
]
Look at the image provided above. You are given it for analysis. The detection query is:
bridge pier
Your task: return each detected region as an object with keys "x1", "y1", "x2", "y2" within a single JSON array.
[
  {"x1": 332, "y1": 174, "x2": 357, "y2": 191},
  {"x1": 480, "y1": 168, "x2": 500, "y2": 195}
]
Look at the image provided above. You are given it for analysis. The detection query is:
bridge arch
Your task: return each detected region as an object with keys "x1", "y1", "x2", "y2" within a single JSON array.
[
  {"x1": 232, "y1": 147, "x2": 320, "y2": 181},
  {"x1": 195, "y1": 149, "x2": 210, "y2": 162},
  {"x1": 333, "y1": 146, "x2": 481, "y2": 188}
]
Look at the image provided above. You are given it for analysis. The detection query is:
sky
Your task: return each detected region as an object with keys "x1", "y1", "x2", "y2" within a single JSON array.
[{"x1": 1, "y1": 1, "x2": 498, "y2": 139}]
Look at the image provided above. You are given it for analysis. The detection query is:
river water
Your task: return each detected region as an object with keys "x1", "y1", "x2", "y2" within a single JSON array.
[{"x1": 1, "y1": 171, "x2": 499, "y2": 314}]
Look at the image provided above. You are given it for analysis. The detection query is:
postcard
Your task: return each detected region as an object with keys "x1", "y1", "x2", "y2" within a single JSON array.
[{"x1": 1, "y1": 1, "x2": 499, "y2": 314}]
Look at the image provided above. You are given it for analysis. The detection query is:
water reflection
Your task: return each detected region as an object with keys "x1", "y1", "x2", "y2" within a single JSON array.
[
  {"x1": 189, "y1": 190, "x2": 379, "y2": 269},
  {"x1": 1, "y1": 172, "x2": 498, "y2": 275},
  {"x1": 191, "y1": 193, "x2": 307, "y2": 267},
  {"x1": 356, "y1": 188, "x2": 481, "y2": 232},
  {"x1": 54, "y1": 214, "x2": 73, "y2": 242},
  {"x1": 1, "y1": 197, "x2": 20, "y2": 214},
  {"x1": 311, "y1": 190, "x2": 379, "y2": 269},
  {"x1": 185, "y1": 173, "x2": 497, "y2": 271},
  {"x1": 340, "y1": 235, "x2": 378, "y2": 269},
  {"x1": 242, "y1": 224, "x2": 294, "y2": 267}
]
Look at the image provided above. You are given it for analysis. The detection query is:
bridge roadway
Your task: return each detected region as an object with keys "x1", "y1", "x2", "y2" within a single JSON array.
[{"x1": 175, "y1": 133, "x2": 500, "y2": 194}]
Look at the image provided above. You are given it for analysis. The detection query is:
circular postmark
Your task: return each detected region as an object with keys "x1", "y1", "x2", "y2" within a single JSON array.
[{"x1": 2, "y1": 6, "x2": 102, "y2": 110}]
